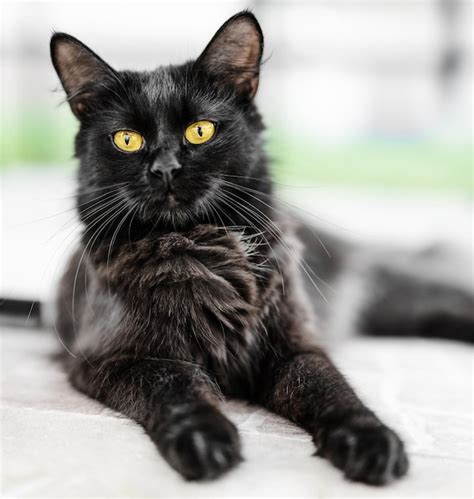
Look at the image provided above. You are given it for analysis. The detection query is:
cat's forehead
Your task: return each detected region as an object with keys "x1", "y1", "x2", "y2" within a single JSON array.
[
  {"x1": 139, "y1": 66, "x2": 183, "y2": 103},
  {"x1": 120, "y1": 65, "x2": 233, "y2": 118}
]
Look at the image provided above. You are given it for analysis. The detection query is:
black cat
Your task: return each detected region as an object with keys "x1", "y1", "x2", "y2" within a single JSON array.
[{"x1": 48, "y1": 11, "x2": 472, "y2": 485}]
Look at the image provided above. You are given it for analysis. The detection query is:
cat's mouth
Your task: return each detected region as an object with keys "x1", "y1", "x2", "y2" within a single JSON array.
[
  {"x1": 140, "y1": 188, "x2": 190, "y2": 221},
  {"x1": 131, "y1": 179, "x2": 212, "y2": 225},
  {"x1": 164, "y1": 192, "x2": 177, "y2": 208},
  {"x1": 146, "y1": 184, "x2": 181, "y2": 206}
]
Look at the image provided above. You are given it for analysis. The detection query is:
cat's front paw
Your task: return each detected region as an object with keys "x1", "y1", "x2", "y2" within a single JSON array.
[
  {"x1": 155, "y1": 405, "x2": 242, "y2": 481},
  {"x1": 315, "y1": 418, "x2": 409, "y2": 485}
]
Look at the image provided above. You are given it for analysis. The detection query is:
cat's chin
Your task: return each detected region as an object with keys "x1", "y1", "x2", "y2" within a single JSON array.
[
  {"x1": 163, "y1": 192, "x2": 178, "y2": 208},
  {"x1": 154, "y1": 191, "x2": 187, "y2": 215},
  {"x1": 140, "y1": 196, "x2": 197, "y2": 227}
]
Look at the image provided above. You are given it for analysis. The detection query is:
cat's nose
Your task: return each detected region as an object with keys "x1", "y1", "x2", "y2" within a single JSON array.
[{"x1": 149, "y1": 157, "x2": 182, "y2": 187}]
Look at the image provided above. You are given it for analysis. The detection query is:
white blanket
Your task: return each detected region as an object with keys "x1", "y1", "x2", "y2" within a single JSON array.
[{"x1": 2, "y1": 328, "x2": 472, "y2": 498}]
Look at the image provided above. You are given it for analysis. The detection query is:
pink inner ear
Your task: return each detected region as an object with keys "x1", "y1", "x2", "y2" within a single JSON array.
[
  {"x1": 55, "y1": 41, "x2": 104, "y2": 97},
  {"x1": 207, "y1": 18, "x2": 261, "y2": 69},
  {"x1": 225, "y1": 19, "x2": 261, "y2": 68},
  {"x1": 75, "y1": 101, "x2": 86, "y2": 114},
  {"x1": 199, "y1": 16, "x2": 262, "y2": 97}
]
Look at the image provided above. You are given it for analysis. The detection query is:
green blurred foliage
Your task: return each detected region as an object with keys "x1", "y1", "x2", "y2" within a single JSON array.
[
  {"x1": 269, "y1": 131, "x2": 472, "y2": 194},
  {"x1": 1, "y1": 106, "x2": 77, "y2": 165},
  {"x1": 1, "y1": 108, "x2": 472, "y2": 195}
]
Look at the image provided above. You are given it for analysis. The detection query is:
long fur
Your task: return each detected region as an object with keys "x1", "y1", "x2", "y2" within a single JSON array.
[{"x1": 49, "y1": 10, "x2": 471, "y2": 485}]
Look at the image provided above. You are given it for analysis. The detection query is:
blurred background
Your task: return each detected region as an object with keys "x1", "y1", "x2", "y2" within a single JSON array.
[{"x1": 1, "y1": 0, "x2": 472, "y2": 301}]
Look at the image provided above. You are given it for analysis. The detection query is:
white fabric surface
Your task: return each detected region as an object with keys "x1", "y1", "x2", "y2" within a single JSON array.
[{"x1": 2, "y1": 328, "x2": 472, "y2": 498}]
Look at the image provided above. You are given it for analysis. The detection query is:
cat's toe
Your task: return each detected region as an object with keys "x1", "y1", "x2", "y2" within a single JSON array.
[
  {"x1": 155, "y1": 406, "x2": 242, "y2": 481},
  {"x1": 316, "y1": 421, "x2": 409, "y2": 485}
]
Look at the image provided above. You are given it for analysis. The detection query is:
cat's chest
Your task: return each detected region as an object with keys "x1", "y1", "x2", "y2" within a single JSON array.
[
  {"x1": 93, "y1": 226, "x2": 258, "y2": 299},
  {"x1": 90, "y1": 226, "x2": 262, "y2": 366}
]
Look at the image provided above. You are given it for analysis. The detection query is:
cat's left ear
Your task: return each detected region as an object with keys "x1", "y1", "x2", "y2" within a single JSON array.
[{"x1": 196, "y1": 11, "x2": 264, "y2": 99}]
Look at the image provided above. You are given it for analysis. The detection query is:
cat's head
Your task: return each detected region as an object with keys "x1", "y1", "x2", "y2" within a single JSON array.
[{"x1": 51, "y1": 11, "x2": 269, "y2": 230}]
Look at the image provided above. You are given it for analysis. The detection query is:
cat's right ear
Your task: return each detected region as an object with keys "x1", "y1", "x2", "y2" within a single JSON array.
[{"x1": 50, "y1": 33, "x2": 116, "y2": 119}]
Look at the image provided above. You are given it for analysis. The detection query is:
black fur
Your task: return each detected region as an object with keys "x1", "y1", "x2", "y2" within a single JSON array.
[
  {"x1": 360, "y1": 266, "x2": 474, "y2": 342},
  {"x1": 53, "y1": 10, "x2": 474, "y2": 485}
]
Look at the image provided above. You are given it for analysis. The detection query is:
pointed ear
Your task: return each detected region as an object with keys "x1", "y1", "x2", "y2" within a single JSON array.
[
  {"x1": 196, "y1": 11, "x2": 264, "y2": 99},
  {"x1": 50, "y1": 33, "x2": 116, "y2": 119}
]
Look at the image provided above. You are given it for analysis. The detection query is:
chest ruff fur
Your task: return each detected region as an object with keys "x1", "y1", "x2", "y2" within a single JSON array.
[{"x1": 81, "y1": 225, "x2": 274, "y2": 383}]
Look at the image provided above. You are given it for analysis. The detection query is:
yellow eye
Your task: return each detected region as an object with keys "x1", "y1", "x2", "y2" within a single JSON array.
[
  {"x1": 112, "y1": 130, "x2": 144, "y2": 152},
  {"x1": 184, "y1": 120, "x2": 215, "y2": 145}
]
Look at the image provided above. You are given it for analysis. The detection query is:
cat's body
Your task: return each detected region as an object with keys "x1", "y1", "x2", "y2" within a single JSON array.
[
  {"x1": 298, "y1": 224, "x2": 474, "y2": 344},
  {"x1": 49, "y1": 11, "x2": 472, "y2": 485}
]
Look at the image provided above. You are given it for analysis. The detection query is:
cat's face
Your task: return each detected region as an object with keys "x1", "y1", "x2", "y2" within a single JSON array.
[{"x1": 51, "y1": 12, "x2": 266, "y2": 228}]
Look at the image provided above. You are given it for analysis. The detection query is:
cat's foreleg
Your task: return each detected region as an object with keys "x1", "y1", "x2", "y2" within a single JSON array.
[
  {"x1": 259, "y1": 349, "x2": 408, "y2": 485},
  {"x1": 68, "y1": 356, "x2": 241, "y2": 480}
]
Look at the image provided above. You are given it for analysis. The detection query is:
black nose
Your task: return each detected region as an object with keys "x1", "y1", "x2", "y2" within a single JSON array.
[{"x1": 149, "y1": 157, "x2": 182, "y2": 187}]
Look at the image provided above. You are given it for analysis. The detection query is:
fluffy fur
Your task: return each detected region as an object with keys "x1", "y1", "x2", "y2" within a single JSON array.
[{"x1": 51, "y1": 11, "x2": 471, "y2": 485}]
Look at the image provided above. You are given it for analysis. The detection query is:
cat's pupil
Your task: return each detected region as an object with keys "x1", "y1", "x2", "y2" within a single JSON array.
[
  {"x1": 197, "y1": 126, "x2": 203, "y2": 137},
  {"x1": 124, "y1": 134, "x2": 130, "y2": 145}
]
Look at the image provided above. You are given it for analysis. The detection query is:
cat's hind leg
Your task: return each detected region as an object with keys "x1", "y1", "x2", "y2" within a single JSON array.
[{"x1": 359, "y1": 265, "x2": 474, "y2": 343}]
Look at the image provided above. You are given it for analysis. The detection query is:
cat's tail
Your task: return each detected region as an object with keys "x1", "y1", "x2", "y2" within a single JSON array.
[{"x1": 297, "y1": 219, "x2": 474, "y2": 344}]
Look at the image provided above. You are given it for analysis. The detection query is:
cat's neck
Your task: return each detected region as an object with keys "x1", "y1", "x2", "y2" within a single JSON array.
[{"x1": 79, "y1": 184, "x2": 275, "y2": 248}]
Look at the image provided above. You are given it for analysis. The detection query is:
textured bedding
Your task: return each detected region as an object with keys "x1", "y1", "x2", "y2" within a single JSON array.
[{"x1": 2, "y1": 328, "x2": 472, "y2": 497}]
